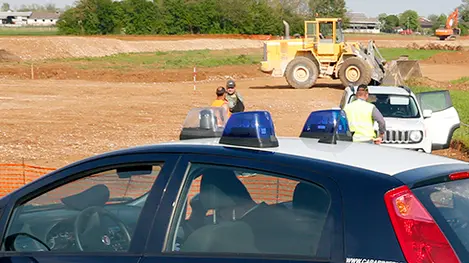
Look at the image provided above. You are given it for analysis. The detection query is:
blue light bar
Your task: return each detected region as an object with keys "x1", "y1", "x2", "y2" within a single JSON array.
[
  {"x1": 219, "y1": 111, "x2": 278, "y2": 148},
  {"x1": 300, "y1": 109, "x2": 352, "y2": 143}
]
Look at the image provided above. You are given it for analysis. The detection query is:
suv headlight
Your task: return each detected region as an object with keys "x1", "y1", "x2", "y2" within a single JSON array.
[{"x1": 409, "y1": 130, "x2": 423, "y2": 143}]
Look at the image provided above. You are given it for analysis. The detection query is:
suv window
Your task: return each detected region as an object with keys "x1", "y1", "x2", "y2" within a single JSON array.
[
  {"x1": 413, "y1": 178, "x2": 469, "y2": 257},
  {"x1": 3, "y1": 164, "x2": 163, "y2": 252},
  {"x1": 165, "y1": 164, "x2": 333, "y2": 259},
  {"x1": 349, "y1": 94, "x2": 420, "y2": 118}
]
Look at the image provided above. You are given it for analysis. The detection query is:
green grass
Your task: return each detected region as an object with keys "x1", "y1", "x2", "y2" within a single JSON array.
[
  {"x1": 47, "y1": 49, "x2": 262, "y2": 70},
  {"x1": 379, "y1": 48, "x2": 454, "y2": 61},
  {"x1": 43, "y1": 47, "x2": 448, "y2": 71},
  {"x1": 450, "y1": 77, "x2": 469, "y2": 85},
  {"x1": 409, "y1": 86, "x2": 469, "y2": 147},
  {"x1": 0, "y1": 27, "x2": 58, "y2": 36}
]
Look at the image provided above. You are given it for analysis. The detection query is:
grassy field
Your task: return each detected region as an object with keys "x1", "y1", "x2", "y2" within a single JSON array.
[
  {"x1": 410, "y1": 86, "x2": 469, "y2": 147},
  {"x1": 37, "y1": 47, "x2": 447, "y2": 70},
  {"x1": 0, "y1": 27, "x2": 58, "y2": 36},
  {"x1": 45, "y1": 49, "x2": 262, "y2": 70}
]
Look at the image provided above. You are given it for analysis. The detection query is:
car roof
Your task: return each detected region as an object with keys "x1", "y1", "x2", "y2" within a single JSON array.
[
  {"x1": 347, "y1": 86, "x2": 413, "y2": 96},
  {"x1": 158, "y1": 137, "x2": 465, "y2": 176}
]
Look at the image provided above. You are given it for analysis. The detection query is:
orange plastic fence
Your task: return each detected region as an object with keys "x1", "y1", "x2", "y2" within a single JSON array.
[{"x1": 0, "y1": 163, "x2": 55, "y2": 197}]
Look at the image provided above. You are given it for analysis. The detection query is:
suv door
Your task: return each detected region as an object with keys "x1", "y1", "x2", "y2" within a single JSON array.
[
  {"x1": 416, "y1": 90, "x2": 460, "y2": 150},
  {"x1": 0, "y1": 153, "x2": 179, "y2": 263},
  {"x1": 142, "y1": 154, "x2": 344, "y2": 263}
]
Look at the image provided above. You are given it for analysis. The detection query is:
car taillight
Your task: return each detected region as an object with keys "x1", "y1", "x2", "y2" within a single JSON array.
[{"x1": 384, "y1": 185, "x2": 460, "y2": 263}]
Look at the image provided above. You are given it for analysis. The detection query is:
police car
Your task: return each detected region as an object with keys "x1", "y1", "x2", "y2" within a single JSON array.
[
  {"x1": 340, "y1": 85, "x2": 461, "y2": 153},
  {"x1": 1, "y1": 107, "x2": 468, "y2": 263}
]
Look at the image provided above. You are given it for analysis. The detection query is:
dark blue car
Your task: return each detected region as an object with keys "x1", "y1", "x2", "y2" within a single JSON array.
[{"x1": 0, "y1": 109, "x2": 468, "y2": 263}]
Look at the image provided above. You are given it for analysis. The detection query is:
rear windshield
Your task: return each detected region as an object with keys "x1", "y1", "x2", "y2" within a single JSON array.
[
  {"x1": 413, "y1": 179, "x2": 469, "y2": 257},
  {"x1": 349, "y1": 94, "x2": 420, "y2": 118}
]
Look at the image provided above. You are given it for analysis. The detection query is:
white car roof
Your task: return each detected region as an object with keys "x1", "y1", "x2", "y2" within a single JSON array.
[
  {"x1": 161, "y1": 137, "x2": 466, "y2": 176},
  {"x1": 347, "y1": 86, "x2": 413, "y2": 96}
]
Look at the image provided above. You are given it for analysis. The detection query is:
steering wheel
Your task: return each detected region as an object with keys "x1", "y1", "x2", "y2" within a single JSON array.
[{"x1": 73, "y1": 206, "x2": 132, "y2": 252}]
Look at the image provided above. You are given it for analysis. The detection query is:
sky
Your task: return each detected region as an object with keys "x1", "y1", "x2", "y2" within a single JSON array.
[{"x1": 7, "y1": 0, "x2": 466, "y2": 18}]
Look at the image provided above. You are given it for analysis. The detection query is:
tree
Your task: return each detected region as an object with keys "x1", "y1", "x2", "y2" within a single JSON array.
[
  {"x1": 308, "y1": 0, "x2": 347, "y2": 20},
  {"x1": 1, "y1": 2, "x2": 10, "y2": 11},
  {"x1": 380, "y1": 15, "x2": 399, "y2": 33},
  {"x1": 430, "y1": 14, "x2": 447, "y2": 31},
  {"x1": 399, "y1": 10, "x2": 420, "y2": 31}
]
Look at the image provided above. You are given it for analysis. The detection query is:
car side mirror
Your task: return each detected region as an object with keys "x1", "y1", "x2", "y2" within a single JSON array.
[
  {"x1": 423, "y1": 109, "x2": 433, "y2": 118},
  {"x1": 5, "y1": 233, "x2": 51, "y2": 252}
]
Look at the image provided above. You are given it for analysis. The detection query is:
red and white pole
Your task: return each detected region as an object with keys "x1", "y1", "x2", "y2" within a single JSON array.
[{"x1": 193, "y1": 65, "x2": 197, "y2": 91}]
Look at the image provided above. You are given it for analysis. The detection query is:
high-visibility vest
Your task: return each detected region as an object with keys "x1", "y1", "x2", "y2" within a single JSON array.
[
  {"x1": 344, "y1": 99, "x2": 376, "y2": 142},
  {"x1": 211, "y1": 99, "x2": 231, "y2": 118}
]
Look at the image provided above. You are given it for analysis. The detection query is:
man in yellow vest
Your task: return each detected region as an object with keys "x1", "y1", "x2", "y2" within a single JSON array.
[
  {"x1": 344, "y1": 84, "x2": 386, "y2": 144},
  {"x1": 211, "y1": 87, "x2": 231, "y2": 126}
]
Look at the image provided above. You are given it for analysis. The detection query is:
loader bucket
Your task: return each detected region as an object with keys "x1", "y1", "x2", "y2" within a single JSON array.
[{"x1": 381, "y1": 56, "x2": 422, "y2": 86}]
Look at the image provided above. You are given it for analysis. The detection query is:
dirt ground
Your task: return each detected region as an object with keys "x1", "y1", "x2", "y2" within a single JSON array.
[
  {"x1": 1, "y1": 61, "x2": 469, "y2": 168},
  {"x1": 1, "y1": 35, "x2": 469, "y2": 169}
]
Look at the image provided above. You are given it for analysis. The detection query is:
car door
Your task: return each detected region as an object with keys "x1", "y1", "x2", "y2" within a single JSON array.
[
  {"x1": 0, "y1": 153, "x2": 180, "y2": 263},
  {"x1": 416, "y1": 90, "x2": 460, "y2": 150},
  {"x1": 141, "y1": 153, "x2": 344, "y2": 263}
]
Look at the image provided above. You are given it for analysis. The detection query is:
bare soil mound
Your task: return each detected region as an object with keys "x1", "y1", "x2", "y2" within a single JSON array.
[
  {"x1": 0, "y1": 37, "x2": 264, "y2": 61},
  {"x1": 406, "y1": 42, "x2": 464, "y2": 51},
  {"x1": 0, "y1": 49, "x2": 21, "y2": 62},
  {"x1": 423, "y1": 51, "x2": 469, "y2": 64}
]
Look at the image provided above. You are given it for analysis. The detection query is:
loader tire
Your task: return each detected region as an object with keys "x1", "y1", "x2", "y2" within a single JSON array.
[
  {"x1": 338, "y1": 57, "x2": 372, "y2": 87},
  {"x1": 285, "y1": 57, "x2": 319, "y2": 89}
]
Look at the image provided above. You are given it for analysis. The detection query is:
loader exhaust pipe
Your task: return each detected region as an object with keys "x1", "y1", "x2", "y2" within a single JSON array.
[{"x1": 283, "y1": 20, "x2": 290, "y2": 39}]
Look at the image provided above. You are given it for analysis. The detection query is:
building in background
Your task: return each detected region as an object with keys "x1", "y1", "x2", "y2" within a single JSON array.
[
  {"x1": 27, "y1": 12, "x2": 60, "y2": 26},
  {"x1": 344, "y1": 12, "x2": 381, "y2": 34},
  {"x1": 0, "y1": 11, "x2": 31, "y2": 26},
  {"x1": 0, "y1": 10, "x2": 60, "y2": 26}
]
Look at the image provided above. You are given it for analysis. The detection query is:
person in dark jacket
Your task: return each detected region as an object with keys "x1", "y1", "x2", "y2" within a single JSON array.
[{"x1": 225, "y1": 79, "x2": 245, "y2": 113}]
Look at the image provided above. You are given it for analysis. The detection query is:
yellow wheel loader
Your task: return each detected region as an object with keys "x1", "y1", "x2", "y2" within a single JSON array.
[{"x1": 260, "y1": 18, "x2": 422, "y2": 89}]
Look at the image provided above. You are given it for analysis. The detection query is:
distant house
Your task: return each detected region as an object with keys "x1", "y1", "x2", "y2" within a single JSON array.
[
  {"x1": 419, "y1": 17, "x2": 433, "y2": 33},
  {"x1": 0, "y1": 11, "x2": 32, "y2": 26},
  {"x1": 344, "y1": 12, "x2": 381, "y2": 34},
  {"x1": 27, "y1": 12, "x2": 61, "y2": 26}
]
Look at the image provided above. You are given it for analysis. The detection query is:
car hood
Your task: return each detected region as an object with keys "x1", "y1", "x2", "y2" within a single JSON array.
[{"x1": 374, "y1": 117, "x2": 425, "y2": 131}]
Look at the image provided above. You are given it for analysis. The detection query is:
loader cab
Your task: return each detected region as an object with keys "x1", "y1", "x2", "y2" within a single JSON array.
[{"x1": 305, "y1": 18, "x2": 344, "y2": 59}]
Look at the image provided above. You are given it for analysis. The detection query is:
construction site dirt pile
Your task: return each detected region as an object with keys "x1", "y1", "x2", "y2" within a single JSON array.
[
  {"x1": 406, "y1": 42, "x2": 464, "y2": 51},
  {"x1": 423, "y1": 51, "x2": 469, "y2": 64}
]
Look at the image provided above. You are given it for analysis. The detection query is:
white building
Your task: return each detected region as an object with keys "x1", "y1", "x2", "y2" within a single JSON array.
[
  {"x1": 27, "y1": 12, "x2": 60, "y2": 26},
  {"x1": 344, "y1": 12, "x2": 381, "y2": 34},
  {"x1": 0, "y1": 11, "x2": 32, "y2": 26}
]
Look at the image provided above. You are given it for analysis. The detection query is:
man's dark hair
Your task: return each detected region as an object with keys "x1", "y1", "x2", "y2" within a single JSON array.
[
  {"x1": 216, "y1": 86, "x2": 226, "y2": 96},
  {"x1": 356, "y1": 84, "x2": 368, "y2": 97}
]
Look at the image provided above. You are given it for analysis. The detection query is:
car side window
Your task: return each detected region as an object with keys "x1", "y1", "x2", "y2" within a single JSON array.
[
  {"x1": 2, "y1": 163, "x2": 163, "y2": 253},
  {"x1": 164, "y1": 163, "x2": 333, "y2": 259}
]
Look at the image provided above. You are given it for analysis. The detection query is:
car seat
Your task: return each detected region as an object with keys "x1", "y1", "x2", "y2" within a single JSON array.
[
  {"x1": 289, "y1": 182, "x2": 331, "y2": 256},
  {"x1": 180, "y1": 168, "x2": 258, "y2": 253}
]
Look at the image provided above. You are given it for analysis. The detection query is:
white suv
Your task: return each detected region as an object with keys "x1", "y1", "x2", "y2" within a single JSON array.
[{"x1": 339, "y1": 85, "x2": 461, "y2": 153}]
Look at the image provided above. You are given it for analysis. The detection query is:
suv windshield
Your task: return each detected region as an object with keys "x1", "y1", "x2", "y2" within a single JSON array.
[
  {"x1": 349, "y1": 94, "x2": 420, "y2": 118},
  {"x1": 413, "y1": 178, "x2": 469, "y2": 257}
]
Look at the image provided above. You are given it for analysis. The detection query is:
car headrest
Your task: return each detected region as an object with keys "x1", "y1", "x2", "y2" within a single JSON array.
[
  {"x1": 292, "y1": 182, "x2": 329, "y2": 214},
  {"x1": 199, "y1": 168, "x2": 254, "y2": 210},
  {"x1": 61, "y1": 184, "x2": 110, "y2": 211}
]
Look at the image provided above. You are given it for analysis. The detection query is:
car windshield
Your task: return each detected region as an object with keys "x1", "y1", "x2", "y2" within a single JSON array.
[
  {"x1": 349, "y1": 94, "x2": 420, "y2": 118},
  {"x1": 413, "y1": 178, "x2": 469, "y2": 256}
]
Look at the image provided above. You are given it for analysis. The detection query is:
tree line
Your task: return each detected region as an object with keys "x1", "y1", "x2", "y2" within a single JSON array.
[
  {"x1": 55, "y1": 0, "x2": 346, "y2": 36},
  {"x1": 378, "y1": 1, "x2": 469, "y2": 35}
]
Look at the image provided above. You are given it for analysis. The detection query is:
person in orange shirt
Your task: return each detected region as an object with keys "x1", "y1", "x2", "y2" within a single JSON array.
[
  {"x1": 211, "y1": 87, "x2": 231, "y2": 127},
  {"x1": 211, "y1": 86, "x2": 231, "y2": 118}
]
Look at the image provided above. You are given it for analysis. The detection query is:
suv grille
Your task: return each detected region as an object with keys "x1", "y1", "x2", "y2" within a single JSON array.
[{"x1": 383, "y1": 130, "x2": 416, "y2": 144}]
